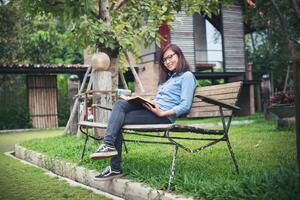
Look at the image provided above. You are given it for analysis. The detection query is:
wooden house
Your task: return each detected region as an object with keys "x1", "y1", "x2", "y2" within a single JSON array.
[{"x1": 135, "y1": 3, "x2": 255, "y2": 115}]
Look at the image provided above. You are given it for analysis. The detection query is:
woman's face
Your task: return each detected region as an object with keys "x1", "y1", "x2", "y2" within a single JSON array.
[{"x1": 162, "y1": 49, "x2": 178, "y2": 72}]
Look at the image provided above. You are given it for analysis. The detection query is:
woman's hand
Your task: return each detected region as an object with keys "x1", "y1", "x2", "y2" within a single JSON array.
[
  {"x1": 143, "y1": 102, "x2": 176, "y2": 118},
  {"x1": 143, "y1": 102, "x2": 163, "y2": 117}
]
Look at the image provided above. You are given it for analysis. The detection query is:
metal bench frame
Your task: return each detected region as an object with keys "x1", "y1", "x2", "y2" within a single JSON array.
[{"x1": 78, "y1": 82, "x2": 242, "y2": 190}]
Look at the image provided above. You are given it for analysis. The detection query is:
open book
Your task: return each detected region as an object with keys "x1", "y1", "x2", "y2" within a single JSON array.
[{"x1": 120, "y1": 96, "x2": 156, "y2": 108}]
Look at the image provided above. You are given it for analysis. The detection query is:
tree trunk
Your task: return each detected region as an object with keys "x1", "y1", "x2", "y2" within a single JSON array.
[
  {"x1": 291, "y1": 0, "x2": 300, "y2": 20},
  {"x1": 92, "y1": 0, "x2": 114, "y2": 138},
  {"x1": 270, "y1": 0, "x2": 300, "y2": 167},
  {"x1": 100, "y1": 0, "x2": 110, "y2": 26},
  {"x1": 288, "y1": 40, "x2": 300, "y2": 167}
]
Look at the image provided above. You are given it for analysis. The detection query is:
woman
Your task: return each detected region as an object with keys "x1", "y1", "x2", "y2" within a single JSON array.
[{"x1": 90, "y1": 44, "x2": 197, "y2": 180}]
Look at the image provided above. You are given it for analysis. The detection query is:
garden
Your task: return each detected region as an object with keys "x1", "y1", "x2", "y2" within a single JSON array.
[
  {"x1": 19, "y1": 114, "x2": 299, "y2": 199},
  {"x1": 1, "y1": 0, "x2": 299, "y2": 199}
]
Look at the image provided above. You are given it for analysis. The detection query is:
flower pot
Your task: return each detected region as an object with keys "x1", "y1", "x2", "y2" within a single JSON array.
[
  {"x1": 268, "y1": 104, "x2": 295, "y2": 129},
  {"x1": 268, "y1": 104, "x2": 295, "y2": 118}
]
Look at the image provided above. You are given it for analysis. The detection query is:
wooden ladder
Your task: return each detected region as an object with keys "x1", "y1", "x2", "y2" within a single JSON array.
[{"x1": 64, "y1": 65, "x2": 93, "y2": 135}]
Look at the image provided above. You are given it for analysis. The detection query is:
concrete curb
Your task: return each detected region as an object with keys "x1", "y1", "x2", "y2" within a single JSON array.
[{"x1": 15, "y1": 144, "x2": 194, "y2": 200}]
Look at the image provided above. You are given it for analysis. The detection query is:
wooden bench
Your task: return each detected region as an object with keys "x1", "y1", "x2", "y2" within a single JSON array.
[{"x1": 78, "y1": 81, "x2": 243, "y2": 189}]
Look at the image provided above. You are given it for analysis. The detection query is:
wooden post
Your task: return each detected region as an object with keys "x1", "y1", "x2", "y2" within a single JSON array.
[
  {"x1": 261, "y1": 73, "x2": 272, "y2": 120},
  {"x1": 255, "y1": 84, "x2": 262, "y2": 112},
  {"x1": 110, "y1": 58, "x2": 119, "y2": 103},
  {"x1": 92, "y1": 71, "x2": 112, "y2": 138},
  {"x1": 68, "y1": 75, "x2": 80, "y2": 134},
  {"x1": 246, "y1": 62, "x2": 255, "y2": 114},
  {"x1": 233, "y1": 63, "x2": 255, "y2": 116}
]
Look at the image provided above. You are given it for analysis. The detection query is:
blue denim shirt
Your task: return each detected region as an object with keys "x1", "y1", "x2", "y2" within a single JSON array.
[{"x1": 154, "y1": 71, "x2": 197, "y2": 123}]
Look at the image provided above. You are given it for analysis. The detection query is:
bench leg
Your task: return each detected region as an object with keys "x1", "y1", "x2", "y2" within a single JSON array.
[
  {"x1": 226, "y1": 139, "x2": 240, "y2": 174},
  {"x1": 167, "y1": 145, "x2": 179, "y2": 190},
  {"x1": 122, "y1": 135, "x2": 129, "y2": 154},
  {"x1": 80, "y1": 135, "x2": 89, "y2": 163}
]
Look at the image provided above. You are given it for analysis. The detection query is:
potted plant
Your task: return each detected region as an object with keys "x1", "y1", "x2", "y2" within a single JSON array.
[{"x1": 268, "y1": 91, "x2": 295, "y2": 128}]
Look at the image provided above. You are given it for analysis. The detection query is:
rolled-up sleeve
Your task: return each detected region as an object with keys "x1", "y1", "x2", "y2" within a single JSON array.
[{"x1": 173, "y1": 72, "x2": 197, "y2": 116}]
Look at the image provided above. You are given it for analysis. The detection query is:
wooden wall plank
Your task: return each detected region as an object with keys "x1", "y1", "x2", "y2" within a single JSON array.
[
  {"x1": 27, "y1": 75, "x2": 58, "y2": 128},
  {"x1": 222, "y1": 3, "x2": 246, "y2": 72}
]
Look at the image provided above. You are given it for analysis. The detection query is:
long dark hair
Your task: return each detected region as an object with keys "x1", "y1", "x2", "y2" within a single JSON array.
[{"x1": 158, "y1": 44, "x2": 191, "y2": 84}]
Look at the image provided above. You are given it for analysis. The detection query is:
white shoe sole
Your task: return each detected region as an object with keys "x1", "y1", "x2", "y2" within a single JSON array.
[
  {"x1": 94, "y1": 174, "x2": 123, "y2": 181},
  {"x1": 90, "y1": 151, "x2": 118, "y2": 160}
]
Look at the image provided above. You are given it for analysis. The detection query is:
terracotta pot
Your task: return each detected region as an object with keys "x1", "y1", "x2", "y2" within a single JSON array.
[
  {"x1": 268, "y1": 104, "x2": 295, "y2": 129},
  {"x1": 268, "y1": 104, "x2": 295, "y2": 118}
]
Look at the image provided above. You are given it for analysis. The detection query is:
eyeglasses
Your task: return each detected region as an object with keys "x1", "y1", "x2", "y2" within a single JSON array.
[{"x1": 162, "y1": 53, "x2": 177, "y2": 64}]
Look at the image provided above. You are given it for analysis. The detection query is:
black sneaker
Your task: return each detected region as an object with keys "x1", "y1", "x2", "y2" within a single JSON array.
[
  {"x1": 94, "y1": 166, "x2": 122, "y2": 181},
  {"x1": 90, "y1": 144, "x2": 118, "y2": 160}
]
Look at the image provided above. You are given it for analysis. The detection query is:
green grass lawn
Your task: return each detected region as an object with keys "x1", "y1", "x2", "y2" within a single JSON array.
[
  {"x1": 0, "y1": 128, "x2": 63, "y2": 152},
  {"x1": 0, "y1": 153, "x2": 111, "y2": 200},
  {"x1": 21, "y1": 114, "x2": 299, "y2": 199}
]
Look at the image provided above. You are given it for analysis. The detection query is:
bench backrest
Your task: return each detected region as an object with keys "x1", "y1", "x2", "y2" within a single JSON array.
[{"x1": 186, "y1": 81, "x2": 243, "y2": 118}]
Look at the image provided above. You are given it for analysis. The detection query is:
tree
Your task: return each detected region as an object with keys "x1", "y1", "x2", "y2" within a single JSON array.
[
  {"x1": 0, "y1": 1, "x2": 84, "y2": 128},
  {"x1": 0, "y1": 1, "x2": 83, "y2": 64},
  {"x1": 244, "y1": 0, "x2": 300, "y2": 166},
  {"x1": 0, "y1": 1, "x2": 22, "y2": 63},
  {"x1": 18, "y1": 0, "x2": 223, "y2": 65},
  {"x1": 244, "y1": 0, "x2": 300, "y2": 90}
]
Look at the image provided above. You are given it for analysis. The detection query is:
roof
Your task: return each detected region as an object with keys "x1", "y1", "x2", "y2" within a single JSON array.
[{"x1": 0, "y1": 64, "x2": 89, "y2": 74}]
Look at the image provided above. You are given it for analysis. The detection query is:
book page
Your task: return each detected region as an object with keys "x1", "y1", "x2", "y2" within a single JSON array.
[{"x1": 120, "y1": 96, "x2": 155, "y2": 107}]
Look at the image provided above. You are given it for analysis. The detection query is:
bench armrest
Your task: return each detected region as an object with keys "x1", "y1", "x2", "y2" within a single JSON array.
[
  {"x1": 75, "y1": 90, "x2": 117, "y2": 98},
  {"x1": 91, "y1": 104, "x2": 112, "y2": 111},
  {"x1": 195, "y1": 95, "x2": 240, "y2": 111}
]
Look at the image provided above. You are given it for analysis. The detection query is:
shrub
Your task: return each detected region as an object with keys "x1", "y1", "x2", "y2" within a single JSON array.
[{"x1": 0, "y1": 105, "x2": 32, "y2": 130}]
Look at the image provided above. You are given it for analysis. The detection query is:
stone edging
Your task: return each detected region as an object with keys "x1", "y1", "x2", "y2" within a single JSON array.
[{"x1": 15, "y1": 144, "x2": 194, "y2": 200}]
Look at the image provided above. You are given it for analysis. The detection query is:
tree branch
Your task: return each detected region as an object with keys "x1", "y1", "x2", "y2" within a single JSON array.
[
  {"x1": 125, "y1": 52, "x2": 145, "y2": 93},
  {"x1": 49, "y1": 0, "x2": 65, "y2": 6},
  {"x1": 100, "y1": 0, "x2": 110, "y2": 25},
  {"x1": 270, "y1": 0, "x2": 287, "y2": 31},
  {"x1": 294, "y1": 39, "x2": 300, "y2": 46},
  {"x1": 119, "y1": 71, "x2": 128, "y2": 89},
  {"x1": 112, "y1": 0, "x2": 127, "y2": 10},
  {"x1": 250, "y1": 33, "x2": 257, "y2": 53},
  {"x1": 291, "y1": 0, "x2": 300, "y2": 20},
  {"x1": 90, "y1": 10, "x2": 100, "y2": 19},
  {"x1": 246, "y1": 0, "x2": 256, "y2": 8}
]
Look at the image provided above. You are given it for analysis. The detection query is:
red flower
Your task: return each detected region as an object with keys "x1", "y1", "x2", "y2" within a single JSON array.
[{"x1": 270, "y1": 91, "x2": 295, "y2": 105}]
